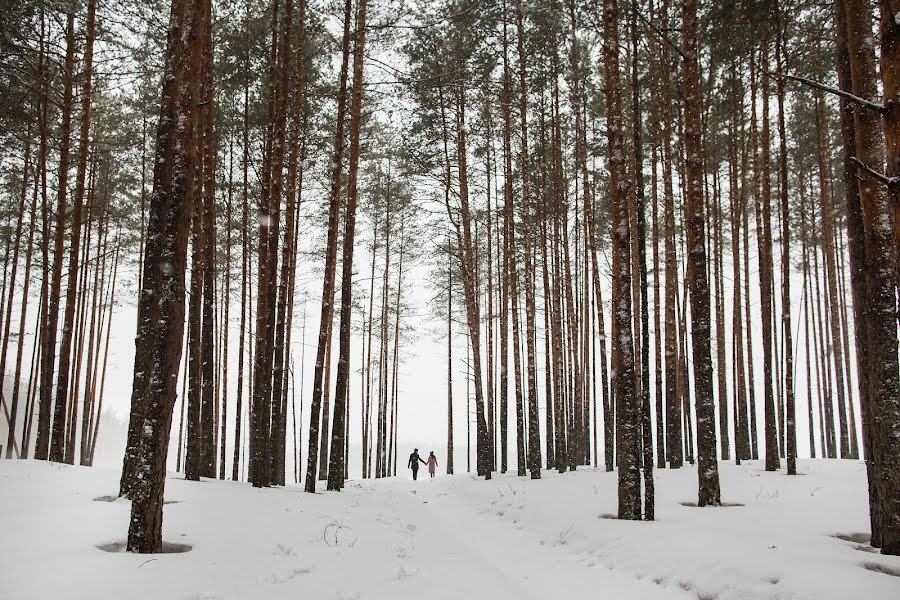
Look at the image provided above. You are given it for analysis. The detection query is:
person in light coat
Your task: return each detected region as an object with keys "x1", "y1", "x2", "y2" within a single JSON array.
[{"x1": 427, "y1": 451, "x2": 438, "y2": 478}]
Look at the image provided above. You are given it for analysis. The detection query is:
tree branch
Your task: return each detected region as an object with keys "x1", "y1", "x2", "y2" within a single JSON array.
[
  {"x1": 850, "y1": 156, "x2": 898, "y2": 186},
  {"x1": 635, "y1": 10, "x2": 687, "y2": 61},
  {"x1": 769, "y1": 71, "x2": 885, "y2": 114}
]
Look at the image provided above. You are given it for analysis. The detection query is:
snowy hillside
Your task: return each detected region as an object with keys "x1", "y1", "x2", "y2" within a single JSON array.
[{"x1": 2, "y1": 460, "x2": 898, "y2": 600}]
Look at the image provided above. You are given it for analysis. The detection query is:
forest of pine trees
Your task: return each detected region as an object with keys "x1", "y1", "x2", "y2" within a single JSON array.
[{"x1": 0, "y1": 0, "x2": 897, "y2": 556}]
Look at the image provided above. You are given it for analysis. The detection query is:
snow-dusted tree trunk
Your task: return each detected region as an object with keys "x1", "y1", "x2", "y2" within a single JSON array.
[
  {"x1": 682, "y1": 0, "x2": 721, "y2": 506},
  {"x1": 1, "y1": 125, "x2": 32, "y2": 460},
  {"x1": 660, "y1": 0, "x2": 682, "y2": 470},
  {"x1": 184, "y1": 66, "x2": 205, "y2": 482},
  {"x1": 124, "y1": 0, "x2": 205, "y2": 553},
  {"x1": 497, "y1": 18, "x2": 526, "y2": 478},
  {"x1": 304, "y1": 0, "x2": 350, "y2": 493},
  {"x1": 455, "y1": 89, "x2": 491, "y2": 480},
  {"x1": 773, "y1": 5, "x2": 796, "y2": 475},
  {"x1": 198, "y1": 1, "x2": 217, "y2": 480},
  {"x1": 629, "y1": 0, "x2": 654, "y2": 519},
  {"x1": 515, "y1": 0, "x2": 541, "y2": 481},
  {"x1": 842, "y1": 0, "x2": 900, "y2": 555},
  {"x1": 272, "y1": 0, "x2": 307, "y2": 487},
  {"x1": 232, "y1": 15, "x2": 251, "y2": 480},
  {"x1": 649, "y1": 56, "x2": 665, "y2": 469},
  {"x1": 498, "y1": 80, "x2": 510, "y2": 475},
  {"x1": 36, "y1": 14, "x2": 74, "y2": 462},
  {"x1": 876, "y1": 0, "x2": 900, "y2": 554},
  {"x1": 328, "y1": 0, "x2": 368, "y2": 491},
  {"x1": 602, "y1": 0, "x2": 640, "y2": 520},
  {"x1": 756, "y1": 21, "x2": 781, "y2": 473}
]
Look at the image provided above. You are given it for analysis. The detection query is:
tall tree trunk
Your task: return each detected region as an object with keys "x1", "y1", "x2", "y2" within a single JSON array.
[
  {"x1": 52, "y1": 0, "x2": 96, "y2": 463},
  {"x1": 757, "y1": 21, "x2": 781, "y2": 472},
  {"x1": 499, "y1": 18, "x2": 526, "y2": 477},
  {"x1": 87, "y1": 237, "x2": 119, "y2": 466},
  {"x1": 389, "y1": 217, "x2": 406, "y2": 478},
  {"x1": 843, "y1": 0, "x2": 900, "y2": 555},
  {"x1": 773, "y1": 5, "x2": 796, "y2": 475},
  {"x1": 729, "y1": 68, "x2": 750, "y2": 462},
  {"x1": 661, "y1": 0, "x2": 682, "y2": 469},
  {"x1": 184, "y1": 88, "x2": 205, "y2": 482},
  {"x1": 515, "y1": 0, "x2": 541, "y2": 480},
  {"x1": 814, "y1": 94, "x2": 852, "y2": 463},
  {"x1": 485, "y1": 110, "x2": 496, "y2": 472},
  {"x1": 629, "y1": 0, "x2": 654, "y2": 517},
  {"x1": 745, "y1": 51, "x2": 760, "y2": 461},
  {"x1": 647, "y1": 5, "x2": 666, "y2": 469},
  {"x1": 800, "y1": 177, "x2": 817, "y2": 459},
  {"x1": 446, "y1": 232, "x2": 454, "y2": 474},
  {"x1": 1, "y1": 125, "x2": 32, "y2": 459},
  {"x1": 328, "y1": 0, "x2": 368, "y2": 491},
  {"x1": 232, "y1": 15, "x2": 251, "y2": 480},
  {"x1": 882, "y1": 0, "x2": 900, "y2": 296},
  {"x1": 375, "y1": 187, "x2": 391, "y2": 479},
  {"x1": 713, "y1": 174, "x2": 729, "y2": 461},
  {"x1": 834, "y1": 0, "x2": 860, "y2": 470},
  {"x1": 498, "y1": 78, "x2": 510, "y2": 474},
  {"x1": 78, "y1": 198, "x2": 105, "y2": 464},
  {"x1": 19, "y1": 14, "x2": 48, "y2": 460},
  {"x1": 449, "y1": 89, "x2": 491, "y2": 480},
  {"x1": 603, "y1": 0, "x2": 641, "y2": 519},
  {"x1": 199, "y1": 7, "x2": 217, "y2": 478},
  {"x1": 36, "y1": 13, "x2": 75, "y2": 461},
  {"x1": 219, "y1": 160, "x2": 232, "y2": 480},
  {"x1": 682, "y1": 0, "x2": 721, "y2": 504},
  {"x1": 304, "y1": 0, "x2": 351, "y2": 492},
  {"x1": 124, "y1": 0, "x2": 206, "y2": 553},
  {"x1": 271, "y1": 0, "x2": 307, "y2": 486}
]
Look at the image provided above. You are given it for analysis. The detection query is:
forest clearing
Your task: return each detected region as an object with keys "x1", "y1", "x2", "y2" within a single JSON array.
[
  {"x1": 2, "y1": 459, "x2": 898, "y2": 600},
  {"x1": 0, "y1": 0, "x2": 899, "y2": 595}
]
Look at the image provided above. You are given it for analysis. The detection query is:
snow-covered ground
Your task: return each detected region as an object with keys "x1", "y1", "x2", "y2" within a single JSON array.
[{"x1": 2, "y1": 459, "x2": 898, "y2": 600}]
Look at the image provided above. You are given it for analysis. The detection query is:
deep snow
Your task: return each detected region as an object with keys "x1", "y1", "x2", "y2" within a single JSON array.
[{"x1": 1, "y1": 459, "x2": 898, "y2": 600}]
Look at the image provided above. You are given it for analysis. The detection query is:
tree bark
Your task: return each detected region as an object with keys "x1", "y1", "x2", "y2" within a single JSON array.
[
  {"x1": 328, "y1": 0, "x2": 368, "y2": 491},
  {"x1": 36, "y1": 13, "x2": 75, "y2": 462},
  {"x1": 304, "y1": 0, "x2": 351, "y2": 492},
  {"x1": 603, "y1": 0, "x2": 641, "y2": 519},
  {"x1": 773, "y1": 5, "x2": 796, "y2": 474},
  {"x1": 682, "y1": 0, "x2": 721, "y2": 504},
  {"x1": 843, "y1": 0, "x2": 900, "y2": 555},
  {"x1": 661, "y1": 0, "x2": 682, "y2": 469},
  {"x1": 757, "y1": 20, "x2": 781, "y2": 472},
  {"x1": 515, "y1": 0, "x2": 541, "y2": 480},
  {"x1": 124, "y1": 0, "x2": 206, "y2": 553}
]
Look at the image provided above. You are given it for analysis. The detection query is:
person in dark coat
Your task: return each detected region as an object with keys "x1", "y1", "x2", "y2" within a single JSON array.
[{"x1": 408, "y1": 448, "x2": 426, "y2": 480}]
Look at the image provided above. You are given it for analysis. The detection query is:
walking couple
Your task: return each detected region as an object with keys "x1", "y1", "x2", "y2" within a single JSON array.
[{"x1": 407, "y1": 449, "x2": 438, "y2": 480}]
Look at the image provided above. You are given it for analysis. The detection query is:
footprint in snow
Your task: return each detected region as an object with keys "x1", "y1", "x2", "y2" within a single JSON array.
[
  {"x1": 863, "y1": 562, "x2": 900, "y2": 578},
  {"x1": 395, "y1": 565, "x2": 419, "y2": 581},
  {"x1": 265, "y1": 567, "x2": 311, "y2": 584},
  {"x1": 831, "y1": 532, "x2": 870, "y2": 544},
  {"x1": 272, "y1": 544, "x2": 296, "y2": 558}
]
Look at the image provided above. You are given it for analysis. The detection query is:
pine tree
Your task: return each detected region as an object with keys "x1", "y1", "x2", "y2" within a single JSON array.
[
  {"x1": 682, "y1": 0, "x2": 721, "y2": 505},
  {"x1": 328, "y1": 0, "x2": 369, "y2": 491},
  {"x1": 124, "y1": 0, "x2": 207, "y2": 553}
]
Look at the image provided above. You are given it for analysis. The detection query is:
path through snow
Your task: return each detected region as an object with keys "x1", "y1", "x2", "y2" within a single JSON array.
[{"x1": 1, "y1": 460, "x2": 898, "y2": 600}]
